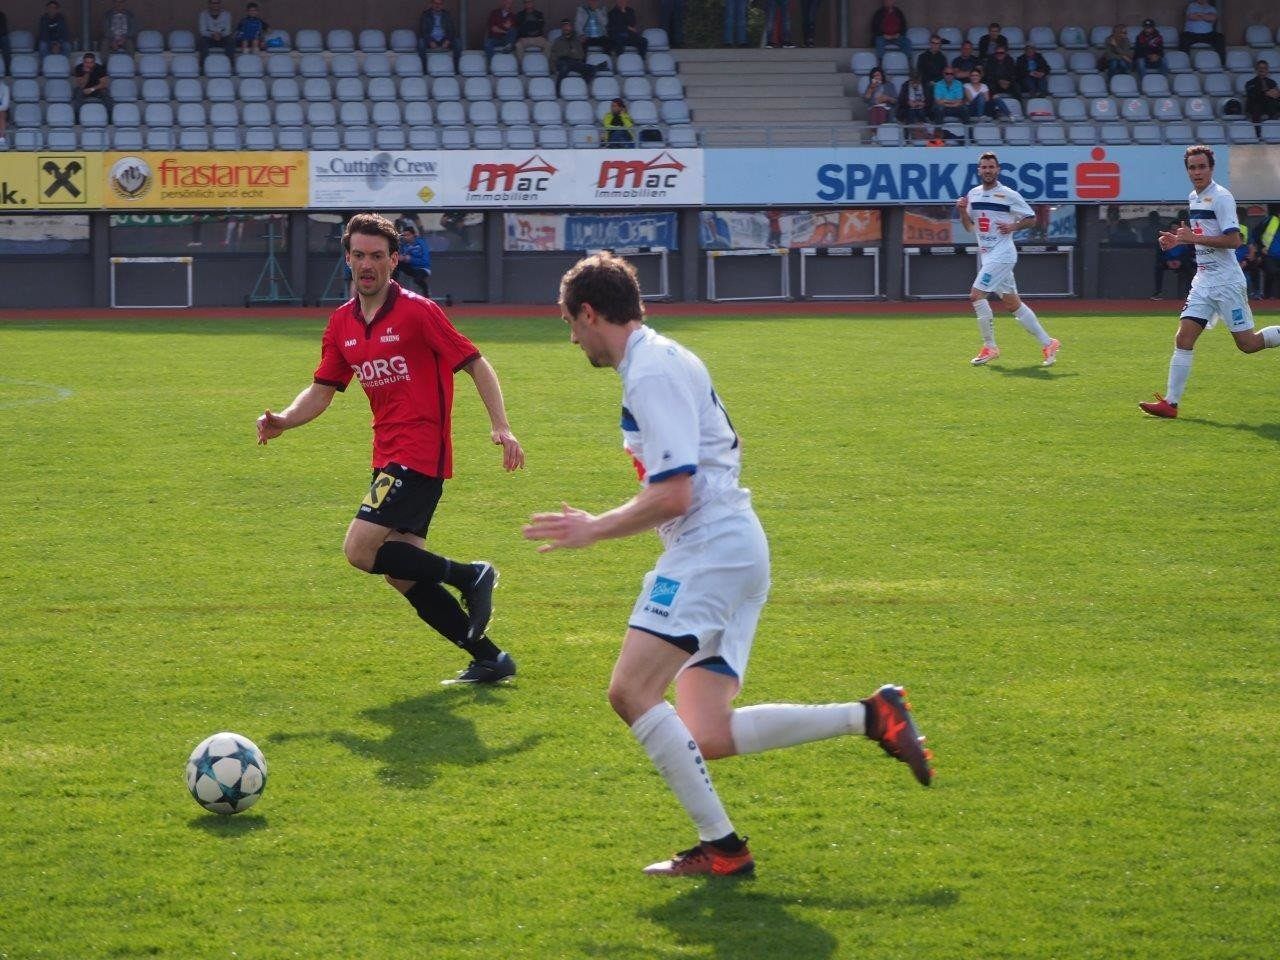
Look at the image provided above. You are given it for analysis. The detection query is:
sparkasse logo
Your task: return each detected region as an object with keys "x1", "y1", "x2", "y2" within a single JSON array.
[
  {"x1": 595, "y1": 152, "x2": 687, "y2": 198},
  {"x1": 466, "y1": 155, "x2": 558, "y2": 200},
  {"x1": 1074, "y1": 147, "x2": 1121, "y2": 200}
]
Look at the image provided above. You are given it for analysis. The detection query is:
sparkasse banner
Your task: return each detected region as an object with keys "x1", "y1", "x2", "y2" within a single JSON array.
[
  {"x1": 703, "y1": 146, "x2": 1227, "y2": 205},
  {"x1": 103, "y1": 152, "x2": 308, "y2": 208}
]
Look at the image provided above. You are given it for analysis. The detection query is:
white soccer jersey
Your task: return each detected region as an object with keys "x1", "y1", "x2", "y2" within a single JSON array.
[
  {"x1": 965, "y1": 182, "x2": 1035, "y2": 263},
  {"x1": 618, "y1": 325, "x2": 752, "y2": 544},
  {"x1": 1187, "y1": 180, "x2": 1245, "y2": 282}
]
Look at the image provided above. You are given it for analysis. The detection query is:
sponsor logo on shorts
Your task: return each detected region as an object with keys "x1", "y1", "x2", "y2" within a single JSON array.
[
  {"x1": 1232, "y1": 307, "x2": 1244, "y2": 322},
  {"x1": 649, "y1": 576, "x2": 681, "y2": 607},
  {"x1": 981, "y1": 273, "x2": 992, "y2": 284}
]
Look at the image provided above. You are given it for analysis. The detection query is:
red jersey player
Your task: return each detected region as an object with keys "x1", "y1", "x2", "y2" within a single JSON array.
[{"x1": 256, "y1": 213, "x2": 525, "y2": 683}]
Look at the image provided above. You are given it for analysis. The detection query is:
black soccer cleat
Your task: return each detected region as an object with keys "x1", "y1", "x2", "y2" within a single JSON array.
[
  {"x1": 460, "y1": 561, "x2": 498, "y2": 642},
  {"x1": 443, "y1": 651, "x2": 517, "y2": 685},
  {"x1": 863, "y1": 684, "x2": 934, "y2": 787}
]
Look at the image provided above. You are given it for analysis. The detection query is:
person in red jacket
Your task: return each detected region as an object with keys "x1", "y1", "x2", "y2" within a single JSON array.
[{"x1": 256, "y1": 213, "x2": 525, "y2": 684}]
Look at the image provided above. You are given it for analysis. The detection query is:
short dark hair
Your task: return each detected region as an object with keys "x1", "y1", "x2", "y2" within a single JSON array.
[
  {"x1": 559, "y1": 252, "x2": 644, "y2": 325},
  {"x1": 978, "y1": 151, "x2": 999, "y2": 164},
  {"x1": 343, "y1": 212, "x2": 399, "y2": 254},
  {"x1": 1184, "y1": 144, "x2": 1215, "y2": 169}
]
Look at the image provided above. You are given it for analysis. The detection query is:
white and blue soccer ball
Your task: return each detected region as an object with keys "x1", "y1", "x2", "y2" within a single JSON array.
[{"x1": 185, "y1": 732, "x2": 268, "y2": 815}]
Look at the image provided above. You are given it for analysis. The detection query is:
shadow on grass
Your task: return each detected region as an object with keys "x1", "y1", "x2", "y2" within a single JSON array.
[
  {"x1": 1178, "y1": 416, "x2": 1280, "y2": 444},
  {"x1": 984, "y1": 364, "x2": 1079, "y2": 380},
  {"x1": 268, "y1": 685, "x2": 543, "y2": 789},
  {"x1": 587, "y1": 883, "x2": 959, "y2": 960},
  {"x1": 188, "y1": 813, "x2": 269, "y2": 835}
]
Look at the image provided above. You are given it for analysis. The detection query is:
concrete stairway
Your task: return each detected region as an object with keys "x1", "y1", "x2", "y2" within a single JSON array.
[{"x1": 670, "y1": 47, "x2": 862, "y2": 144}]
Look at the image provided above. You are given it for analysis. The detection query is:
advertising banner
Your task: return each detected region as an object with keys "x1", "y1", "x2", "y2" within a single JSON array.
[
  {"x1": 309, "y1": 152, "x2": 443, "y2": 208},
  {"x1": 700, "y1": 209, "x2": 881, "y2": 249},
  {"x1": 703, "y1": 146, "x2": 1226, "y2": 205},
  {"x1": 504, "y1": 212, "x2": 679, "y2": 251},
  {"x1": 0, "y1": 154, "x2": 103, "y2": 209},
  {"x1": 903, "y1": 204, "x2": 1077, "y2": 245},
  {"x1": 103, "y1": 152, "x2": 308, "y2": 208},
  {"x1": 504, "y1": 213, "x2": 566, "y2": 251}
]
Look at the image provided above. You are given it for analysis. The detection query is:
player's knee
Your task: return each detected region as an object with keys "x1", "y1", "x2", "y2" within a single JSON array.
[
  {"x1": 1236, "y1": 335, "x2": 1263, "y2": 354},
  {"x1": 342, "y1": 539, "x2": 377, "y2": 573},
  {"x1": 607, "y1": 680, "x2": 645, "y2": 724},
  {"x1": 690, "y1": 726, "x2": 735, "y2": 760}
]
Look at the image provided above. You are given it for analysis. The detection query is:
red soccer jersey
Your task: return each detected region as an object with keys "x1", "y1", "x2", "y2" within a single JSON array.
[{"x1": 313, "y1": 282, "x2": 480, "y2": 478}]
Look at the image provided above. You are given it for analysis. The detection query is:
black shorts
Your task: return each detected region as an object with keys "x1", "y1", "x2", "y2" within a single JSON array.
[{"x1": 356, "y1": 463, "x2": 443, "y2": 537}]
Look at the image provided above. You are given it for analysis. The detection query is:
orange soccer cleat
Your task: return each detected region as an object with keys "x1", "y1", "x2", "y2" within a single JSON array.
[
  {"x1": 1138, "y1": 394, "x2": 1178, "y2": 419},
  {"x1": 970, "y1": 345, "x2": 1001, "y2": 366},
  {"x1": 643, "y1": 841, "x2": 756, "y2": 877},
  {"x1": 864, "y1": 684, "x2": 934, "y2": 787}
]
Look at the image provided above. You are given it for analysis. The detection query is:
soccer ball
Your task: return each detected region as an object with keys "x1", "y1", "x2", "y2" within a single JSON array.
[{"x1": 185, "y1": 732, "x2": 268, "y2": 815}]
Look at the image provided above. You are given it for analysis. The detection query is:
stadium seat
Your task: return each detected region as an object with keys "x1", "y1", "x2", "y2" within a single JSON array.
[
  {"x1": 9, "y1": 78, "x2": 38, "y2": 102},
  {"x1": 342, "y1": 127, "x2": 373, "y2": 150},
  {"x1": 970, "y1": 122, "x2": 1001, "y2": 146},
  {"x1": 1000, "y1": 123, "x2": 1031, "y2": 145},
  {"x1": 1026, "y1": 97, "x2": 1056, "y2": 120},
  {"x1": 110, "y1": 77, "x2": 138, "y2": 102},
  {"x1": 212, "y1": 127, "x2": 241, "y2": 150},
  {"x1": 399, "y1": 76, "x2": 428, "y2": 101},
  {"x1": 394, "y1": 53, "x2": 424, "y2": 77},
  {"x1": 1203, "y1": 73, "x2": 1233, "y2": 97},
  {"x1": 204, "y1": 53, "x2": 231, "y2": 77},
  {"x1": 246, "y1": 127, "x2": 277, "y2": 150},
  {"x1": 376, "y1": 126, "x2": 407, "y2": 150},
  {"x1": 1046, "y1": 74, "x2": 1075, "y2": 97},
  {"x1": 106, "y1": 52, "x2": 134, "y2": 78},
  {"x1": 1068, "y1": 51, "x2": 1098, "y2": 74},
  {"x1": 8, "y1": 53, "x2": 37, "y2": 79},
  {"x1": 1099, "y1": 123, "x2": 1130, "y2": 144},
  {"x1": 358, "y1": 29, "x2": 387, "y2": 53},
  {"x1": 532, "y1": 100, "x2": 562, "y2": 125},
  {"x1": 309, "y1": 127, "x2": 340, "y2": 149},
  {"x1": 564, "y1": 99, "x2": 594, "y2": 126},
  {"x1": 1244, "y1": 24, "x2": 1271, "y2": 48},
  {"x1": 46, "y1": 128, "x2": 77, "y2": 150},
  {"x1": 654, "y1": 76, "x2": 684, "y2": 101},
  {"x1": 236, "y1": 53, "x2": 264, "y2": 78},
  {"x1": 469, "y1": 100, "x2": 499, "y2": 126},
  {"x1": 1221, "y1": 94, "x2": 1247, "y2": 117},
  {"x1": 538, "y1": 125, "x2": 569, "y2": 148},
  {"x1": 112, "y1": 126, "x2": 143, "y2": 150},
  {"x1": 1056, "y1": 97, "x2": 1085, "y2": 122},
  {"x1": 1191, "y1": 50, "x2": 1221, "y2": 72},
  {"x1": 335, "y1": 77, "x2": 364, "y2": 102},
  {"x1": 1262, "y1": 120, "x2": 1280, "y2": 143},
  {"x1": 45, "y1": 102, "x2": 74, "y2": 127},
  {"x1": 270, "y1": 77, "x2": 300, "y2": 102},
  {"x1": 1068, "y1": 124, "x2": 1099, "y2": 144},
  {"x1": 881, "y1": 51, "x2": 909, "y2": 74},
  {"x1": 850, "y1": 51, "x2": 877, "y2": 75},
  {"x1": 567, "y1": 124, "x2": 597, "y2": 148},
  {"x1": 363, "y1": 53, "x2": 392, "y2": 78},
  {"x1": 621, "y1": 76, "x2": 651, "y2": 102},
  {"x1": 874, "y1": 124, "x2": 902, "y2": 146},
  {"x1": 437, "y1": 101, "x2": 466, "y2": 126},
  {"x1": 1228, "y1": 123, "x2": 1258, "y2": 143},
  {"x1": 474, "y1": 127, "x2": 504, "y2": 149},
  {"x1": 500, "y1": 100, "x2": 531, "y2": 125},
  {"x1": 464, "y1": 76, "x2": 494, "y2": 101},
  {"x1": 505, "y1": 125, "x2": 536, "y2": 148},
  {"x1": 327, "y1": 29, "x2": 355, "y2": 52},
  {"x1": 80, "y1": 101, "x2": 109, "y2": 127},
  {"x1": 616, "y1": 52, "x2": 645, "y2": 76},
  {"x1": 13, "y1": 129, "x2": 43, "y2": 150},
  {"x1": 1225, "y1": 49, "x2": 1254, "y2": 73},
  {"x1": 648, "y1": 52, "x2": 677, "y2": 77},
  {"x1": 1132, "y1": 123, "x2": 1163, "y2": 144},
  {"x1": 265, "y1": 29, "x2": 290, "y2": 50},
  {"x1": 43, "y1": 78, "x2": 71, "y2": 102},
  {"x1": 408, "y1": 126, "x2": 440, "y2": 149},
  {"x1": 442, "y1": 127, "x2": 471, "y2": 149},
  {"x1": 371, "y1": 101, "x2": 402, "y2": 126},
  {"x1": 1036, "y1": 123, "x2": 1066, "y2": 144},
  {"x1": 272, "y1": 102, "x2": 301, "y2": 127},
  {"x1": 135, "y1": 52, "x2": 164, "y2": 79},
  {"x1": 331, "y1": 53, "x2": 359, "y2": 78},
  {"x1": 1121, "y1": 97, "x2": 1150, "y2": 121},
  {"x1": 302, "y1": 77, "x2": 332, "y2": 101},
  {"x1": 1109, "y1": 74, "x2": 1138, "y2": 97},
  {"x1": 306, "y1": 102, "x2": 337, "y2": 126},
  {"x1": 659, "y1": 100, "x2": 690, "y2": 125},
  {"x1": 560, "y1": 76, "x2": 589, "y2": 101},
  {"x1": 11, "y1": 102, "x2": 39, "y2": 127},
  {"x1": 522, "y1": 52, "x2": 550, "y2": 77},
  {"x1": 295, "y1": 53, "x2": 325, "y2": 78},
  {"x1": 586, "y1": 50, "x2": 612, "y2": 73},
  {"x1": 1184, "y1": 97, "x2": 1213, "y2": 121},
  {"x1": 169, "y1": 53, "x2": 199, "y2": 79},
  {"x1": 135, "y1": 29, "x2": 163, "y2": 53},
  {"x1": 490, "y1": 53, "x2": 519, "y2": 77},
  {"x1": 242, "y1": 102, "x2": 271, "y2": 126},
  {"x1": 458, "y1": 51, "x2": 487, "y2": 77},
  {"x1": 339, "y1": 101, "x2": 369, "y2": 127},
  {"x1": 1089, "y1": 26, "x2": 1111, "y2": 47},
  {"x1": 1059, "y1": 26, "x2": 1087, "y2": 49},
  {"x1": 174, "y1": 78, "x2": 203, "y2": 103},
  {"x1": 390, "y1": 29, "x2": 418, "y2": 53},
  {"x1": 936, "y1": 27, "x2": 962, "y2": 49},
  {"x1": 643, "y1": 27, "x2": 670, "y2": 52},
  {"x1": 1196, "y1": 121, "x2": 1227, "y2": 143},
  {"x1": 426, "y1": 52, "x2": 456, "y2": 77},
  {"x1": 404, "y1": 101, "x2": 434, "y2": 127},
  {"x1": 209, "y1": 77, "x2": 237, "y2": 102},
  {"x1": 240, "y1": 78, "x2": 268, "y2": 102},
  {"x1": 1140, "y1": 73, "x2": 1171, "y2": 96},
  {"x1": 496, "y1": 75, "x2": 526, "y2": 101},
  {"x1": 1028, "y1": 26, "x2": 1056, "y2": 49},
  {"x1": 367, "y1": 76, "x2": 396, "y2": 101},
  {"x1": 76, "y1": 124, "x2": 109, "y2": 150},
  {"x1": 145, "y1": 127, "x2": 175, "y2": 150},
  {"x1": 433, "y1": 75, "x2": 461, "y2": 100},
  {"x1": 1171, "y1": 73, "x2": 1202, "y2": 96},
  {"x1": 1164, "y1": 50, "x2": 1191, "y2": 72},
  {"x1": 210, "y1": 102, "x2": 240, "y2": 126},
  {"x1": 1152, "y1": 97, "x2": 1182, "y2": 121},
  {"x1": 1077, "y1": 73, "x2": 1107, "y2": 98},
  {"x1": 527, "y1": 76, "x2": 556, "y2": 100},
  {"x1": 1260, "y1": 50, "x2": 1280, "y2": 70},
  {"x1": 1088, "y1": 98, "x2": 1117, "y2": 120},
  {"x1": 141, "y1": 78, "x2": 170, "y2": 102}
]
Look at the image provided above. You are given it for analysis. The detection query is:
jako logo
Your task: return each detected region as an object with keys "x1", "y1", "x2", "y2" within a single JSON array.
[
  {"x1": 597, "y1": 152, "x2": 686, "y2": 189},
  {"x1": 352, "y1": 356, "x2": 410, "y2": 382},
  {"x1": 1074, "y1": 147, "x2": 1121, "y2": 200},
  {"x1": 467, "y1": 155, "x2": 558, "y2": 193}
]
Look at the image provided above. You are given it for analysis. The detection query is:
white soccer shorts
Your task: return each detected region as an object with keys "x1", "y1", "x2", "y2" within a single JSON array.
[
  {"x1": 1181, "y1": 273, "x2": 1254, "y2": 333},
  {"x1": 628, "y1": 510, "x2": 771, "y2": 682},
  {"x1": 972, "y1": 259, "x2": 1019, "y2": 296}
]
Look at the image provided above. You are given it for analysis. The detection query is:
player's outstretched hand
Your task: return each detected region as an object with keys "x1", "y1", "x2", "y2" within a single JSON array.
[
  {"x1": 1158, "y1": 230, "x2": 1178, "y2": 251},
  {"x1": 955, "y1": 195, "x2": 968, "y2": 211},
  {"x1": 523, "y1": 503, "x2": 597, "y2": 552},
  {"x1": 256, "y1": 410, "x2": 286, "y2": 445},
  {"x1": 1174, "y1": 221, "x2": 1196, "y2": 245},
  {"x1": 492, "y1": 428, "x2": 525, "y2": 471}
]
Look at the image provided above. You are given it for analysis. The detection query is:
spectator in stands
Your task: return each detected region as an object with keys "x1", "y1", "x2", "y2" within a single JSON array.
[
  {"x1": 0, "y1": 76, "x2": 9, "y2": 147},
  {"x1": 418, "y1": 0, "x2": 458, "y2": 60},
  {"x1": 1016, "y1": 42, "x2": 1049, "y2": 96},
  {"x1": 963, "y1": 66, "x2": 1007, "y2": 120},
  {"x1": 869, "y1": 0, "x2": 910, "y2": 62},
  {"x1": 951, "y1": 39, "x2": 978, "y2": 76},
  {"x1": 483, "y1": 0, "x2": 518, "y2": 56},
  {"x1": 100, "y1": 0, "x2": 136, "y2": 54},
  {"x1": 983, "y1": 44, "x2": 1020, "y2": 103},
  {"x1": 551, "y1": 17, "x2": 598, "y2": 88},
  {"x1": 576, "y1": 0, "x2": 611, "y2": 55},
  {"x1": 601, "y1": 96, "x2": 635, "y2": 145},
  {"x1": 916, "y1": 34, "x2": 946, "y2": 85},
  {"x1": 799, "y1": 0, "x2": 818, "y2": 48},
  {"x1": 393, "y1": 224, "x2": 432, "y2": 297},
  {"x1": 36, "y1": 0, "x2": 70, "y2": 56},
  {"x1": 198, "y1": 0, "x2": 235, "y2": 59},
  {"x1": 1139, "y1": 210, "x2": 1163, "y2": 245},
  {"x1": 1101, "y1": 24, "x2": 1133, "y2": 78},
  {"x1": 1237, "y1": 210, "x2": 1263, "y2": 299},
  {"x1": 931, "y1": 65, "x2": 966, "y2": 123},
  {"x1": 1152, "y1": 218, "x2": 1194, "y2": 299},
  {"x1": 1178, "y1": 0, "x2": 1224, "y2": 59},
  {"x1": 1105, "y1": 207, "x2": 1138, "y2": 244},
  {"x1": 721, "y1": 0, "x2": 747, "y2": 48},
  {"x1": 514, "y1": 0, "x2": 548, "y2": 57},
  {"x1": 896, "y1": 69, "x2": 932, "y2": 135},
  {"x1": 976, "y1": 22, "x2": 1006, "y2": 60},
  {"x1": 1134, "y1": 18, "x2": 1167, "y2": 76},
  {"x1": 71, "y1": 50, "x2": 111, "y2": 119},
  {"x1": 1245, "y1": 60, "x2": 1280, "y2": 130},
  {"x1": 763, "y1": 0, "x2": 793, "y2": 49},
  {"x1": 1254, "y1": 204, "x2": 1280, "y2": 299},
  {"x1": 0, "y1": 9, "x2": 10, "y2": 78},
  {"x1": 862, "y1": 66, "x2": 895, "y2": 125},
  {"x1": 658, "y1": 0, "x2": 683, "y2": 48},
  {"x1": 607, "y1": 0, "x2": 647, "y2": 56},
  {"x1": 234, "y1": 2, "x2": 268, "y2": 53}
]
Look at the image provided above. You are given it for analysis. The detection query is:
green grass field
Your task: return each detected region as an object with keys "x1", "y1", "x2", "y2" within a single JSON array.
[{"x1": 2, "y1": 310, "x2": 1277, "y2": 960}]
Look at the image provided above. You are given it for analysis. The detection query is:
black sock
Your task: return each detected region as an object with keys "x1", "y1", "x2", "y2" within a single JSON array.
[
  {"x1": 707, "y1": 832, "x2": 746, "y2": 854},
  {"x1": 403, "y1": 582, "x2": 501, "y2": 660},
  {"x1": 372, "y1": 540, "x2": 451, "y2": 584}
]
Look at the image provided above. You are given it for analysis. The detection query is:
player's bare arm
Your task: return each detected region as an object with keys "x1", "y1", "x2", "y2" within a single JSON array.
[
  {"x1": 256, "y1": 382, "x2": 337, "y2": 444},
  {"x1": 1173, "y1": 221, "x2": 1241, "y2": 249},
  {"x1": 998, "y1": 216, "x2": 1036, "y2": 235},
  {"x1": 524, "y1": 473, "x2": 693, "y2": 552},
  {"x1": 461, "y1": 356, "x2": 525, "y2": 471},
  {"x1": 955, "y1": 195, "x2": 973, "y2": 232}
]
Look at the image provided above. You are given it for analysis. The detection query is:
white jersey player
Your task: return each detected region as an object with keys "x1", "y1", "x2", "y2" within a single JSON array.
[
  {"x1": 956, "y1": 151, "x2": 1061, "y2": 367},
  {"x1": 524, "y1": 252, "x2": 933, "y2": 879},
  {"x1": 1139, "y1": 145, "x2": 1280, "y2": 418}
]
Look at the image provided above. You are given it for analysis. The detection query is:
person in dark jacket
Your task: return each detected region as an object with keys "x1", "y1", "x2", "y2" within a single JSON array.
[
  {"x1": 394, "y1": 224, "x2": 432, "y2": 297},
  {"x1": 915, "y1": 34, "x2": 946, "y2": 84},
  {"x1": 1016, "y1": 43, "x2": 1050, "y2": 96},
  {"x1": 870, "y1": 0, "x2": 909, "y2": 61}
]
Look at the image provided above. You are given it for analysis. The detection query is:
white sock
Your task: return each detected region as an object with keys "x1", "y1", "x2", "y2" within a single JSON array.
[
  {"x1": 1014, "y1": 304, "x2": 1052, "y2": 346},
  {"x1": 973, "y1": 299, "x2": 996, "y2": 347},
  {"x1": 730, "y1": 703, "x2": 864, "y2": 755},
  {"x1": 1167, "y1": 347, "x2": 1194, "y2": 404},
  {"x1": 631, "y1": 702, "x2": 734, "y2": 842},
  {"x1": 1259, "y1": 326, "x2": 1280, "y2": 349}
]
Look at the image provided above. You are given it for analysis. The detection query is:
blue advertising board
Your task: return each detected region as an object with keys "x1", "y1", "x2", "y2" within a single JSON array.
[{"x1": 704, "y1": 146, "x2": 1227, "y2": 205}]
